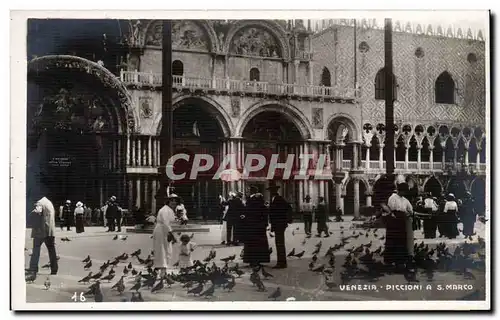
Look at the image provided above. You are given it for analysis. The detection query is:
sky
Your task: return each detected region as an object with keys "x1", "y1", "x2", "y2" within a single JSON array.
[{"x1": 27, "y1": 12, "x2": 488, "y2": 61}]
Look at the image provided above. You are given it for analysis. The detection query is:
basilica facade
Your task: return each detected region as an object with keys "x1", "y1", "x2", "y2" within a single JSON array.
[{"x1": 27, "y1": 19, "x2": 487, "y2": 219}]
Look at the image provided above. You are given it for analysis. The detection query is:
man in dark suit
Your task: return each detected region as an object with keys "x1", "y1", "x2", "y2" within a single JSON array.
[{"x1": 267, "y1": 184, "x2": 291, "y2": 269}]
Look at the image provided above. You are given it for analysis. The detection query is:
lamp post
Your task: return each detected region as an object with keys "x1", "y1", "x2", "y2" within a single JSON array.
[{"x1": 156, "y1": 20, "x2": 174, "y2": 213}]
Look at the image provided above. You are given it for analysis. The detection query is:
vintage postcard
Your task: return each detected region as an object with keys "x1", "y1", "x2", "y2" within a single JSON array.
[{"x1": 10, "y1": 10, "x2": 490, "y2": 311}]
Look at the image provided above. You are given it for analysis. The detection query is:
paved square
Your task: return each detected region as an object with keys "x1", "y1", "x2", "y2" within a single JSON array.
[{"x1": 24, "y1": 220, "x2": 486, "y2": 303}]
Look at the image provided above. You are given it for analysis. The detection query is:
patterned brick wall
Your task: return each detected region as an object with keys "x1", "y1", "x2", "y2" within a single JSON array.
[{"x1": 312, "y1": 25, "x2": 486, "y2": 128}]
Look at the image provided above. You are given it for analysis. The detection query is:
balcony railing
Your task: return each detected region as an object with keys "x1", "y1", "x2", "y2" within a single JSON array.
[
  {"x1": 295, "y1": 50, "x2": 313, "y2": 60},
  {"x1": 119, "y1": 71, "x2": 357, "y2": 100},
  {"x1": 335, "y1": 160, "x2": 486, "y2": 175}
]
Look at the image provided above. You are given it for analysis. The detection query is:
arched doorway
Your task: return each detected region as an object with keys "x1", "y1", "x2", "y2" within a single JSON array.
[
  {"x1": 424, "y1": 176, "x2": 442, "y2": 198},
  {"x1": 470, "y1": 178, "x2": 486, "y2": 215},
  {"x1": 447, "y1": 177, "x2": 467, "y2": 200},
  {"x1": 27, "y1": 56, "x2": 131, "y2": 216},
  {"x1": 242, "y1": 110, "x2": 303, "y2": 207},
  {"x1": 170, "y1": 99, "x2": 228, "y2": 220}
]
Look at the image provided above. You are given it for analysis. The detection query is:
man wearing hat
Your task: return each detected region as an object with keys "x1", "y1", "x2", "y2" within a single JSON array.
[
  {"x1": 301, "y1": 195, "x2": 313, "y2": 237},
  {"x1": 62, "y1": 200, "x2": 73, "y2": 231},
  {"x1": 105, "y1": 196, "x2": 120, "y2": 232},
  {"x1": 268, "y1": 183, "x2": 291, "y2": 269}
]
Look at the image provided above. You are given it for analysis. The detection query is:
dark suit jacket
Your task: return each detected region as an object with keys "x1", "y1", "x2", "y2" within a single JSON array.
[
  {"x1": 269, "y1": 195, "x2": 291, "y2": 230},
  {"x1": 227, "y1": 198, "x2": 245, "y2": 223}
]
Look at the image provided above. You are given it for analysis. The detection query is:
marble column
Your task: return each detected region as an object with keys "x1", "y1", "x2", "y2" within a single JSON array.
[
  {"x1": 352, "y1": 143, "x2": 358, "y2": 170},
  {"x1": 366, "y1": 193, "x2": 372, "y2": 207},
  {"x1": 135, "y1": 178, "x2": 141, "y2": 208},
  {"x1": 429, "y1": 147, "x2": 434, "y2": 170},
  {"x1": 442, "y1": 150, "x2": 446, "y2": 169},
  {"x1": 353, "y1": 178, "x2": 360, "y2": 219},
  {"x1": 326, "y1": 144, "x2": 332, "y2": 171},
  {"x1": 417, "y1": 146, "x2": 422, "y2": 171},
  {"x1": 365, "y1": 144, "x2": 370, "y2": 169},
  {"x1": 148, "y1": 136, "x2": 152, "y2": 166},
  {"x1": 156, "y1": 139, "x2": 160, "y2": 167},
  {"x1": 464, "y1": 148, "x2": 469, "y2": 166},
  {"x1": 379, "y1": 144, "x2": 384, "y2": 169},
  {"x1": 404, "y1": 146, "x2": 409, "y2": 170},
  {"x1": 127, "y1": 179, "x2": 133, "y2": 215},
  {"x1": 476, "y1": 149, "x2": 481, "y2": 170},
  {"x1": 294, "y1": 60, "x2": 300, "y2": 85},
  {"x1": 308, "y1": 61, "x2": 314, "y2": 86},
  {"x1": 151, "y1": 179, "x2": 157, "y2": 213},
  {"x1": 335, "y1": 182, "x2": 343, "y2": 212},
  {"x1": 138, "y1": 138, "x2": 142, "y2": 166},
  {"x1": 126, "y1": 135, "x2": 131, "y2": 166}
]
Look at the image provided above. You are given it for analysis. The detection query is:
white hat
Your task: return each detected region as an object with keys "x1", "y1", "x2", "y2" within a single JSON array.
[
  {"x1": 76, "y1": 201, "x2": 83, "y2": 207},
  {"x1": 168, "y1": 193, "x2": 180, "y2": 199},
  {"x1": 110, "y1": 196, "x2": 117, "y2": 201},
  {"x1": 66, "y1": 200, "x2": 71, "y2": 204}
]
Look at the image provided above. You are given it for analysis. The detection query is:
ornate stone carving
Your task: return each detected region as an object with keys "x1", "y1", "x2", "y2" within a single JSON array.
[
  {"x1": 312, "y1": 107, "x2": 324, "y2": 129},
  {"x1": 230, "y1": 97, "x2": 241, "y2": 118},
  {"x1": 128, "y1": 20, "x2": 142, "y2": 47},
  {"x1": 139, "y1": 97, "x2": 153, "y2": 118},
  {"x1": 230, "y1": 27, "x2": 281, "y2": 58},
  {"x1": 173, "y1": 21, "x2": 209, "y2": 51}
]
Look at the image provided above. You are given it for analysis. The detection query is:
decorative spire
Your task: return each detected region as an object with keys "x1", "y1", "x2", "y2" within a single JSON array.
[
  {"x1": 404, "y1": 21, "x2": 412, "y2": 33},
  {"x1": 361, "y1": 18, "x2": 369, "y2": 29},
  {"x1": 477, "y1": 29, "x2": 484, "y2": 41},
  {"x1": 446, "y1": 26, "x2": 454, "y2": 37},
  {"x1": 456, "y1": 27, "x2": 464, "y2": 38},
  {"x1": 426, "y1": 24, "x2": 433, "y2": 36},
  {"x1": 436, "y1": 25, "x2": 444, "y2": 36},
  {"x1": 394, "y1": 20, "x2": 402, "y2": 32},
  {"x1": 466, "y1": 28, "x2": 474, "y2": 40},
  {"x1": 415, "y1": 24, "x2": 423, "y2": 35}
]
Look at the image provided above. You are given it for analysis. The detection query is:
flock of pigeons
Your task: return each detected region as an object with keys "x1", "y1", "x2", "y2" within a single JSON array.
[{"x1": 26, "y1": 223, "x2": 486, "y2": 302}]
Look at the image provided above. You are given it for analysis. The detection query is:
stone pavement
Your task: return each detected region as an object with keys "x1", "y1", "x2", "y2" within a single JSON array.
[{"x1": 24, "y1": 220, "x2": 486, "y2": 303}]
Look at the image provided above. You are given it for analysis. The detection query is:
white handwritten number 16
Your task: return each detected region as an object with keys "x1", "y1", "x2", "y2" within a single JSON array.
[{"x1": 71, "y1": 292, "x2": 86, "y2": 302}]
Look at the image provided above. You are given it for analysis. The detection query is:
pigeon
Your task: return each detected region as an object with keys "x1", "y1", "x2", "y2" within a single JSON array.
[
  {"x1": 151, "y1": 279, "x2": 164, "y2": 293},
  {"x1": 187, "y1": 283, "x2": 204, "y2": 296},
  {"x1": 256, "y1": 279, "x2": 267, "y2": 292},
  {"x1": 224, "y1": 277, "x2": 236, "y2": 292},
  {"x1": 111, "y1": 276, "x2": 125, "y2": 290},
  {"x1": 113, "y1": 235, "x2": 118, "y2": 240},
  {"x1": 123, "y1": 267, "x2": 129, "y2": 276},
  {"x1": 84, "y1": 260, "x2": 92, "y2": 270},
  {"x1": 25, "y1": 273, "x2": 36, "y2": 283},
  {"x1": 127, "y1": 262, "x2": 132, "y2": 269},
  {"x1": 268, "y1": 287, "x2": 281, "y2": 300},
  {"x1": 44, "y1": 277, "x2": 51, "y2": 290},
  {"x1": 41, "y1": 263, "x2": 50, "y2": 269},
  {"x1": 116, "y1": 281, "x2": 126, "y2": 295},
  {"x1": 463, "y1": 269, "x2": 476, "y2": 280},
  {"x1": 308, "y1": 261, "x2": 315, "y2": 270},
  {"x1": 312, "y1": 254, "x2": 318, "y2": 263},
  {"x1": 131, "y1": 268, "x2": 138, "y2": 276},
  {"x1": 82, "y1": 255, "x2": 91, "y2": 263},
  {"x1": 324, "y1": 276, "x2": 336, "y2": 290},
  {"x1": 101, "y1": 273, "x2": 115, "y2": 282},
  {"x1": 78, "y1": 272, "x2": 93, "y2": 284},
  {"x1": 200, "y1": 284, "x2": 215, "y2": 298},
  {"x1": 294, "y1": 250, "x2": 305, "y2": 258},
  {"x1": 328, "y1": 255, "x2": 335, "y2": 268},
  {"x1": 292, "y1": 230, "x2": 295, "y2": 236},
  {"x1": 90, "y1": 271, "x2": 103, "y2": 280},
  {"x1": 301, "y1": 238, "x2": 307, "y2": 245},
  {"x1": 121, "y1": 236, "x2": 128, "y2": 241},
  {"x1": 287, "y1": 248, "x2": 296, "y2": 257},
  {"x1": 165, "y1": 275, "x2": 176, "y2": 287},
  {"x1": 94, "y1": 283, "x2": 104, "y2": 302},
  {"x1": 109, "y1": 267, "x2": 116, "y2": 276},
  {"x1": 312, "y1": 264, "x2": 325, "y2": 272},
  {"x1": 130, "y1": 280, "x2": 141, "y2": 292},
  {"x1": 131, "y1": 249, "x2": 141, "y2": 257},
  {"x1": 312, "y1": 247, "x2": 321, "y2": 255},
  {"x1": 61, "y1": 237, "x2": 71, "y2": 242},
  {"x1": 404, "y1": 270, "x2": 419, "y2": 283},
  {"x1": 220, "y1": 254, "x2": 236, "y2": 263},
  {"x1": 261, "y1": 267, "x2": 274, "y2": 279}
]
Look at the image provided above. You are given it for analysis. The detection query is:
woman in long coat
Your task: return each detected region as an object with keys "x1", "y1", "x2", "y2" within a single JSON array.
[
  {"x1": 242, "y1": 187, "x2": 270, "y2": 267},
  {"x1": 74, "y1": 201, "x2": 85, "y2": 233},
  {"x1": 443, "y1": 193, "x2": 460, "y2": 239},
  {"x1": 460, "y1": 192, "x2": 476, "y2": 237},
  {"x1": 149, "y1": 194, "x2": 178, "y2": 278},
  {"x1": 382, "y1": 183, "x2": 413, "y2": 268}
]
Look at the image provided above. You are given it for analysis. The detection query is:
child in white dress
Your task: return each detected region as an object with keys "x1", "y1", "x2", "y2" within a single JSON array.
[{"x1": 178, "y1": 234, "x2": 197, "y2": 268}]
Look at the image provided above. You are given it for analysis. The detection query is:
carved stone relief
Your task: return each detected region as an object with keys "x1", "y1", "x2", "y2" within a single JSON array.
[
  {"x1": 312, "y1": 107, "x2": 324, "y2": 129},
  {"x1": 230, "y1": 97, "x2": 241, "y2": 118},
  {"x1": 139, "y1": 97, "x2": 153, "y2": 119},
  {"x1": 230, "y1": 27, "x2": 281, "y2": 58},
  {"x1": 145, "y1": 21, "x2": 209, "y2": 51}
]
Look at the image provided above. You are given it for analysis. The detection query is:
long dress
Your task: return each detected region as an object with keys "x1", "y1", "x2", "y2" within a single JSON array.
[
  {"x1": 461, "y1": 198, "x2": 476, "y2": 236},
  {"x1": 242, "y1": 194, "x2": 270, "y2": 266},
  {"x1": 443, "y1": 200, "x2": 459, "y2": 239},
  {"x1": 74, "y1": 207, "x2": 85, "y2": 233},
  {"x1": 153, "y1": 205, "x2": 176, "y2": 269},
  {"x1": 383, "y1": 193, "x2": 412, "y2": 265}
]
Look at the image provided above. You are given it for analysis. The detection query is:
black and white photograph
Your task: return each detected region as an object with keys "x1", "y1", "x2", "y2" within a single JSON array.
[{"x1": 10, "y1": 10, "x2": 490, "y2": 311}]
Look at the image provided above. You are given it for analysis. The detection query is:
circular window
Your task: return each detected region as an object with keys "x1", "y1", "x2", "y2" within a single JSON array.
[
  {"x1": 358, "y1": 41, "x2": 370, "y2": 53},
  {"x1": 467, "y1": 53, "x2": 477, "y2": 63},
  {"x1": 415, "y1": 47, "x2": 425, "y2": 58}
]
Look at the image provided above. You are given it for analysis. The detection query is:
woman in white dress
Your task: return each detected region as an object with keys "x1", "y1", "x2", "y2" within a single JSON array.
[{"x1": 147, "y1": 193, "x2": 179, "y2": 278}]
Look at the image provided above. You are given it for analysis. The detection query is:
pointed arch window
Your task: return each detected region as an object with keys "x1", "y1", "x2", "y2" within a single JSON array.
[
  {"x1": 172, "y1": 60, "x2": 184, "y2": 76},
  {"x1": 250, "y1": 67, "x2": 260, "y2": 81},
  {"x1": 374, "y1": 68, "x2": 397, "y2": 100},
  {"x1": 320, "y1": 67, "x2": 331, "y2": 87},
  {"x1": 435, "y1": 71, "x2": 455, "y2": 104}
]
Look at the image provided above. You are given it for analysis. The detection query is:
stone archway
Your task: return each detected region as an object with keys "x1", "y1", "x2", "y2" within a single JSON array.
[
  {"x1": 423, "y1": 176, "x2": 443, "y2": 198},
  {"x1": 27, "y1": 55, "x2": 135, "y2": 213},
  {"x1": 236, "y1": 101, "x2": 313, "y2": 139}
]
